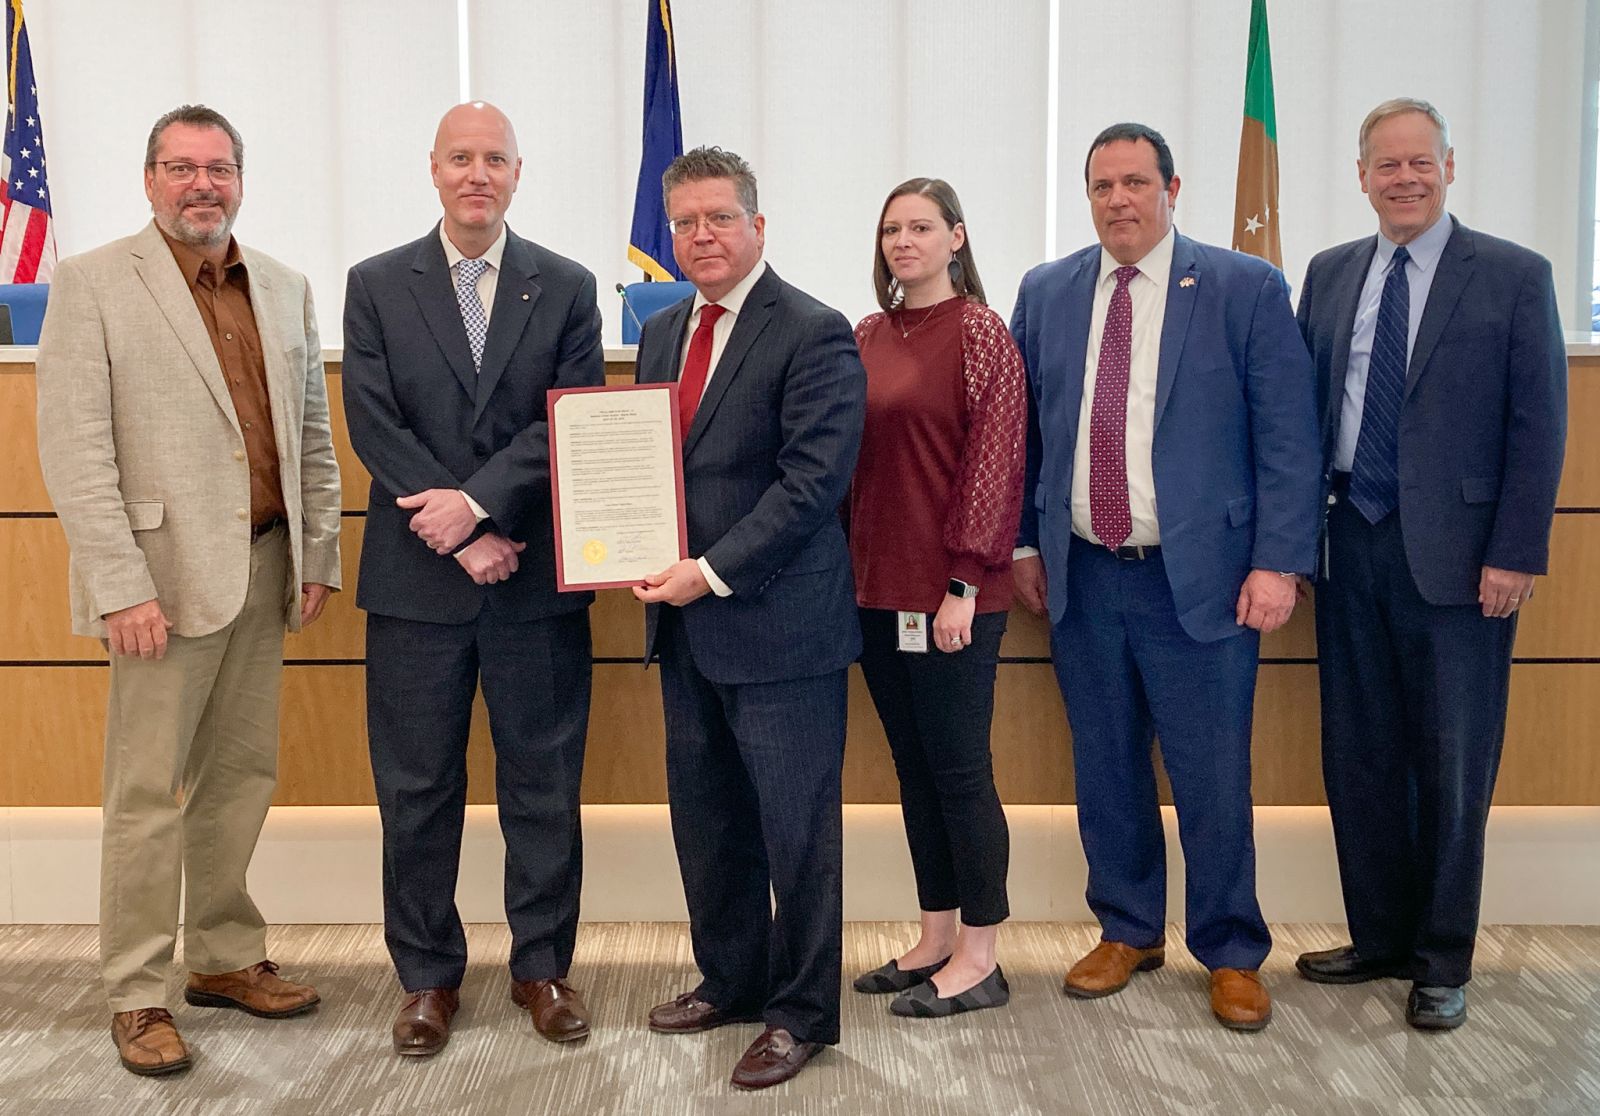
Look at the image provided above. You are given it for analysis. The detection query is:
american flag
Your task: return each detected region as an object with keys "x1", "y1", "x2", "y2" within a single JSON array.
[{"x1": 0, "y1": 0, "x2": 54, "y2": 283}]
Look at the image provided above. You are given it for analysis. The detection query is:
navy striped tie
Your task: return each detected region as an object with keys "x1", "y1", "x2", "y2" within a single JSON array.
[{"x1": 1348, "y1": 245, "x2": 1410, "y2": 524}]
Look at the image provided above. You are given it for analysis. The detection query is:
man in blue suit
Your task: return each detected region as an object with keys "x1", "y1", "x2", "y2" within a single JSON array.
[
  {"x1": 1011, "y1": 123, "x2": 1321, "y2": 1031},
  {"x1": 343, "y1": 102, "x2": 604, "y2": 1057},
  {"x1": 1294, "y1": 98, "x2": 1566, "y2": 1030},
  {"x1": 632, "y1": 147, "x2": 865, "y2": 1089}
]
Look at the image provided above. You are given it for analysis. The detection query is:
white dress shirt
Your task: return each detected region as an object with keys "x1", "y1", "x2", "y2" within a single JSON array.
[
  {"x1": 678, "y1": 259, "x2": 769, "y2": 597},
  {"x1": 1071, "y1": 226, "x2": 1174, "y2": 546},
  {"x1": 439, "y1": 224, "x2": 508, "y2": 524}
]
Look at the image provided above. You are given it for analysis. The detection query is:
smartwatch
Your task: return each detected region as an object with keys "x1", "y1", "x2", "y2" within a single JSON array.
[{"x1": 948, "y1": 578, "x2": 979, "y2": 600}]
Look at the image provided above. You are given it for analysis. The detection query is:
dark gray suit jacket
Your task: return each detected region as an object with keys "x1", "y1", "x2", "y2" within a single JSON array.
[
  {"x1": 1297, "y1": 216, "x2": 1567, "y2": 605},
  {"x1": 342, "y1": 224, "x2": 605, "y2": 623},
  {"x1": 636, "y1": 264, "x2": 866, "y2": 685}
]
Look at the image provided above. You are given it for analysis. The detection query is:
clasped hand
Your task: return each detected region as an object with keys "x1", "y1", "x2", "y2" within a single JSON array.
[{"x1": 398, "y1": 488, "x2": 477, "y2": 554}]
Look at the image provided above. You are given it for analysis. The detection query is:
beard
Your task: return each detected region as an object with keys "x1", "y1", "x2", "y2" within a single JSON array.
[{"x1": 158, "y1": 189, "x2": 238, "y2": 249}]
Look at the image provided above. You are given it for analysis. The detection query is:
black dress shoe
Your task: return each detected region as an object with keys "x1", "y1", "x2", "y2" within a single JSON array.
[
  {"x1": 852, "y1": 956, "x2": 949, "y2": 994},
  {"x1": 1406, "y1": 984, "x2": 1466, "y2": 1030},
  {"x1": 890, "y1": 965, "x2": 1010, "y2": 1017},
  {"x1": 1295, "y1": 944, "x2": 1405, "y2": 985}
]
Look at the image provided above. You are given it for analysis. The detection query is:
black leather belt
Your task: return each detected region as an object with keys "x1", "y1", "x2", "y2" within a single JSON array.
[
  {"x1": 250, "y1": 517, "x2": 285, "y2": 541},
  {"x1": 1108, "y1": 544, "x2": 1160, "y2": 560}
]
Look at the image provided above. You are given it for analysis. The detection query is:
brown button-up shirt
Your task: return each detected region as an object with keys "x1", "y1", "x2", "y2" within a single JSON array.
[{"x1": 160, "y1": 229, "x2": 287, "y2": 526}]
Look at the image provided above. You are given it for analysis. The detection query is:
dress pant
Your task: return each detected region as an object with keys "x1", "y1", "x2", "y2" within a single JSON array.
[
  {"x1": 365, "y1": 606, "x2": 591, "y2": 991},
  {"x1": 100, "y1": 525, "x2": 289, "y2": 1012},
  {"x1": 1051, "y1": 534, "x2": 1271, "y2": 971},
  {"x1": 657, "y1": 608, "x2": 846, "y2": 1046},
  {"x1": 857, "y1": 607, "x2": 1010, "y2": 925},
  {"x1": 1317, "y1": 493, "x2": 1515, "y2": 987}
]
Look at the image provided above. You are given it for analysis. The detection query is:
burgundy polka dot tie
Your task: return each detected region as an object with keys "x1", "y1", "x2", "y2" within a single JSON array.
[{"x1": 1089, "y1": 265, "x2": 1140, "y2": 550}]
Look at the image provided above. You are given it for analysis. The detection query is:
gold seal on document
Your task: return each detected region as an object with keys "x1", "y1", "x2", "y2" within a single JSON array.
[{"x1": 582, "y1": 539, "x2": 607, "y2": 565}]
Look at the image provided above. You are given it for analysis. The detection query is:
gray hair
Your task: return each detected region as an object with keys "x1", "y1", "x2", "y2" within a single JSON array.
[
  {"x1": 145, "y1": 104, "x2": 244, "y2": 169},
  {"x1": 661, "y1": 145, "x2": 758, "y2": 215},
  {"x1": 1358, "y1": 98, "x2": 1450, "y2": 162}
]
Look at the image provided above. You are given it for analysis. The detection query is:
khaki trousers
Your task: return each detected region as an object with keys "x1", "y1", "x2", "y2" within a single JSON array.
[{"x1": 100, "y1": 526, "x2": 289, "y2": 1011}]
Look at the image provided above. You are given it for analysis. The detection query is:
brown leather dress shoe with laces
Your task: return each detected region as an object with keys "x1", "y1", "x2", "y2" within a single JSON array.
[
  {"x1": 111, "y1": 1007, "x2": 190, "y2": 1076},
  {"x1": 1211, "y1": 968, "x2": 1272, "y2": 1031},
  {"x1": 185, "y1": 960, "x2": 320, "y2": 1018},
  {"x1": 1062, "y1": 939, "x2": 1166, "y2": 999},
  {"x1": 647, "y1": 991, "x2": 760, "y2": 1034},
  {"x1": 729, "y1": 1026, "x2": 822, "y2": 1090},
  {"x1": 392, "y1": 988, "x2": 460, "y2": 1057},
  {"x1": 511, "y1": 978, "x2": 590, "y2": 1043}
]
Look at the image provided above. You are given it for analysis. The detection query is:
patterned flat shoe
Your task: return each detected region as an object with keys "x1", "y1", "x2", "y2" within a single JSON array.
[
  {"x1": 889, "y1": 965, "x2": 1010, "y2": 1017},
  {"x1": 852, "y1": 956, "x2": 950, "y2": 994}
]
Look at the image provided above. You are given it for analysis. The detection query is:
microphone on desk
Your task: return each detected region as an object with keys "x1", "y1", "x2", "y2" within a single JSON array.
[{"x1": 615, "y1": 283, "x2": 645, "y2": 335}]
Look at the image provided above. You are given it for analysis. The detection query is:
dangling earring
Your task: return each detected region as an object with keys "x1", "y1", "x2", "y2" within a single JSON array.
[{"x1": 948, "y1": 255, "x2": 964, "y2": 292}]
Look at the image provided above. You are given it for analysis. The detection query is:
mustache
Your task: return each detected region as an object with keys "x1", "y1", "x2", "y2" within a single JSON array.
[{"x1": 180, "y1": 190, "x2": 225, "y2": 207}]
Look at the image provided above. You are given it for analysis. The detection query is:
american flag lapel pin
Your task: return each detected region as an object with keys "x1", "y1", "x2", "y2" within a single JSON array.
[{"x1": 1179, "y1": 276, "x2": 1197, "y2": 288}]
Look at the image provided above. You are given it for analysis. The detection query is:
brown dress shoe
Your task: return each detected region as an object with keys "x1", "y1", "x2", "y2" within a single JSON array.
[
  {"x1": 185, "y1": 960, "x2": 320, "y2": 1018},
  {"x1": 1062, "y1": 939, "x2": 1166, "y2": 999},
  {"x1": 730, "y1": 1026, "x2": 822, "y2": 1090},
  {"x1": 392, "y1": 988, "x2": 460, "y2": 1057},
  {"x1": 1211, "y1": 968, "x2": 1272, "y2": 1031},
  {"x1": 111, "y1": 1008, "x2": 190, "y2": 1077},
  {"x1": 511, "y1": 978, "x2": 590, "y2": 1043},
  {"x1": 647, "y1": 991, "x2": 760, "y2": 1034}
]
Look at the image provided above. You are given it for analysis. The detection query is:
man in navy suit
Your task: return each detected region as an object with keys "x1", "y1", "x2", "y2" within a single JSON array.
[
  {"x1": 632, "y1": 146, "x2": 865, "y2": 1090},
  {"x1": 342, "y1": 102, "x2": 604, "y2": 1056},
  {"x1": 1294, "y1": 98, "x2": 1566, "y2": 1030},
  {"x1": 1011, "y1": 123, "x2": 1321, "y2": 1031}
]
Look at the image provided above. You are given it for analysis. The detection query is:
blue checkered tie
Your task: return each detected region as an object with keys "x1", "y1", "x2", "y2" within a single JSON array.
[
  {"x1": 1348, "y1": 245, "x2": 1410, "y2": 524},
  {"x1": 455, "y1": 257, "x2": 489, "y2": 372}
]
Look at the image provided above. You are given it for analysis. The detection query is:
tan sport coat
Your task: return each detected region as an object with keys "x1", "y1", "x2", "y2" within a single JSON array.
[{"x1": 36, "y1": 221, "x2": 341, "y2": 638}]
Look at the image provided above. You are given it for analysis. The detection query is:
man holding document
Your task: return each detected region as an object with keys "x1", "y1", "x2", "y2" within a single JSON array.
[
  {"x1": 630, "y1": 146, "x2": 866, "y2": 1090},
  {"x1": 342, "y1": 101, "x2": 603, "y2": 1057}
]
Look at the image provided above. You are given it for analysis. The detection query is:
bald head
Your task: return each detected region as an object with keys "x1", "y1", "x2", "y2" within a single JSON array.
[{"x1": 430, "y1": 101, "x2": 522, "y2": 257}]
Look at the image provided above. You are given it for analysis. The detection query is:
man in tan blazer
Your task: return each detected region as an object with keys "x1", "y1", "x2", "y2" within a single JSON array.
[{"x1": 35, "y1": 104, "x2": 341, "y2": 1077}]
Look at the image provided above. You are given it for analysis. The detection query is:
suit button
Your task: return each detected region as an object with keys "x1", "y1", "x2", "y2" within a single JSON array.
[
  {"x1": 236, "y1": 508, "x2": 248, "y2": 521},
  {"x1": 234, "y1": 450, "x2": 246, "y2": 462}
]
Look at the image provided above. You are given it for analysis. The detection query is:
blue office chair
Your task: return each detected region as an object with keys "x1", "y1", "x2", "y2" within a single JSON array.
[
  {"x1": 0, "y1": 282, "x2": 49, "y2": 344},
  {"x1": 618, "y1": 280, "x2": 694, "y2": 344}
]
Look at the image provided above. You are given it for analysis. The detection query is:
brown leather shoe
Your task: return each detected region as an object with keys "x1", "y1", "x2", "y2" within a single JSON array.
[
  {"x1": 111, "y1": 1008, "x2": 190, "y2": 1076},
  {"x1": 392, "y1": 988, "x2": 460, "y2": 1057},
  {"x1": 647, "y1": 991, "x2": 760, "y2": 1034},
  {"x1": 1211, "y1": 968, "x2": 1272, "y2": 1031},
  {"x1": 185, "y1": 960, "x2": 320, "y2": 1018},
  {"x1": 511, "y1": 978, "x2": 590, "y2": 1043},
  {"x1": 1062, "y1": 939, "x2": 1166, "y2": 999},
  {"x1": 729, "y1": 1026, "x2": 822, "y2": 1090}
]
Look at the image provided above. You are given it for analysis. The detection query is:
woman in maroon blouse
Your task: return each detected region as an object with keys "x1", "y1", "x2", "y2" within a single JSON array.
[{"x1": 847, "y1": 178, "x2": 1027, "y2": 1017}]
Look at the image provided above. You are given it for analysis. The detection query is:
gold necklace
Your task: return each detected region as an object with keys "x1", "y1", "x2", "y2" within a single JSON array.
[{"x1": 897, "y1": 303, "x2": 941, "y2": 339}]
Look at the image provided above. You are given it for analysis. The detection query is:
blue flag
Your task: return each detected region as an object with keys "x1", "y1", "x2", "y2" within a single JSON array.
[{"x1": 628, "y1": 0, "x2": 684, "y2": 281}]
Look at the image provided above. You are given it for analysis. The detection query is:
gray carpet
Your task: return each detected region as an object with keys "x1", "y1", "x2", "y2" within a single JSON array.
[{"x1": 0, "y1": 922, "x2": 1597, "y2": 1114}]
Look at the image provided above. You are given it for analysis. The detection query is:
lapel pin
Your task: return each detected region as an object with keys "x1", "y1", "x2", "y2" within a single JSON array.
[
  {"x1": 521, "y1": 293, "x2": 530, "y2": 301},
  {"x1": 1179, "y1": 276, "x2": 1196, "y2": 288}
]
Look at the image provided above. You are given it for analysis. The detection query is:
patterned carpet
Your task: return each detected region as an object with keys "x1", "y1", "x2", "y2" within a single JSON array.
[{"x1": 0, "y1": 922, "x2": 1596, "y2": 1115}]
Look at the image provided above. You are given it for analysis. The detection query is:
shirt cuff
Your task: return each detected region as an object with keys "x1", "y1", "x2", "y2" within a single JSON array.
[
  {"x1": 697, "y1": 556, "x2": 733, "y2": 598},
  {"x1": 460, "y1": 491, "x2": 490, "y2": 522},
  {"x1": 1012, "y1": 546, "x2": 1040, "y2": 561}
]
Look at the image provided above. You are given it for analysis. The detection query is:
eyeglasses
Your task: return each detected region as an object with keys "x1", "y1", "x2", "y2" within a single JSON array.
[
  {"x1": 667, "y1": 211, "x2": 745, "y2": 237},
  {"x1": 155, "y1": 161, "x2": 241, "y2": 185}
]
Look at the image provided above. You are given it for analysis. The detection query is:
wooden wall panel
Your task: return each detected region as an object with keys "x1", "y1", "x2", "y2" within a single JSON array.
[
  {"x1": 1556, "y1": 356, "x2": 1599, "y2": 508},
  {"x1": 0, "y1": 371, "x2": 49, "y2": 512}
]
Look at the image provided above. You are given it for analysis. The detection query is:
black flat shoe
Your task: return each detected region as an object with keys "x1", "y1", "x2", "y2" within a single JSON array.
[
  {"x1": 1296, "y1": 944, "x2": 1406, "y2": 985},
  {"x1": 852, "y1": 956, "x2": 949, "y2": 994},
  {"x1": 889, "y1": 965, "x2": 1010, "y2": 1017},
  {"x1": 1406, "y1": 984, "x2": 1466, "y2": 1030}
]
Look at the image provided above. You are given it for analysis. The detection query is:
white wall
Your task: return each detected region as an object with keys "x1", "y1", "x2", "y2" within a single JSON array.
[{"x1": 22, "y1": 1, "x2": 1595, "y2": 346}]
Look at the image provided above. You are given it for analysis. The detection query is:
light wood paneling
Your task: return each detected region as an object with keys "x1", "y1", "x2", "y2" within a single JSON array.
[
  {"x1": 0, "y1": 666, "x2": 107, "y2": 803},
  {"x1": 282, "y1": 517, "x2": 366, "y2": 660},
  {"x1": 1556, "y1": 356, "x2": 1600, "y2": 508},
  {"x1": 0, "y1": 371, "x2": 49, "y2": 512}
]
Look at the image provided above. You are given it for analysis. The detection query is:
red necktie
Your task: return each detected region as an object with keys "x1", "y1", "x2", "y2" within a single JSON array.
[
  {"x1": 1088, "y1": 265, "x2": 1140, "y2": 549},
  {"x1": 677, "y1": 304, "x2": 726, "y2": 440}
]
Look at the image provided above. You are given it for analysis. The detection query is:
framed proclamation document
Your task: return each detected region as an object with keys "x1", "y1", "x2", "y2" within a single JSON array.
[{"x1": 547, "y1": 383, "x2": 688, "y2": 591}]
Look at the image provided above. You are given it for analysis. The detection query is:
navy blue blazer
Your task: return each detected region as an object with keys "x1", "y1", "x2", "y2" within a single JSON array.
[
  {"x1": 342, "y1": 224, "x2": 605, "y2": 624},
  {"x1": 636, "y1": 265, "x2": 866, "y2": 685},
  {"x1": 1297, "y1": 217, "x2": 1567, "y2": 605},
  {"x1": 1011, "y1": 232, "x2": 1322, "y2": 641}
]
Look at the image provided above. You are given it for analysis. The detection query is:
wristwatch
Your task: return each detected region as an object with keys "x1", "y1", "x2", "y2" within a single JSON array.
[{"x1": 948, "y1": 578, "x2": 979, "y2": 600}]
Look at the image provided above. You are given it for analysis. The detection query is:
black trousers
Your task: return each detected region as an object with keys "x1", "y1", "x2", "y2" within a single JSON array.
[
  {"x1": 365, "y1": 607, "x2": 592, "y2": 991},
  {"x1": 1317, "y1": 494, "x2": 1515, "y2": 987},
  {"x1": 657, "y1": 609, "x2": 846, "y2": 1046},
  {"x1": 857, "y1": 607, "x2": 1010, "y2": 926}
]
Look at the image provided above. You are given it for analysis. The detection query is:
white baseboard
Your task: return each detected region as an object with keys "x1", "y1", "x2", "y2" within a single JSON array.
[{"x1": 3, "y1": 804, "x2": 1597, "y2": 925}]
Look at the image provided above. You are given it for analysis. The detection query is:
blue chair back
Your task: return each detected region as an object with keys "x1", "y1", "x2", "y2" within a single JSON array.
[
  {"x1": 620, "y1": 281, "x2": 694, "y2": 344},
  {"x1": 0, "y1": 283, "x2": 49, "y2": 344}
]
